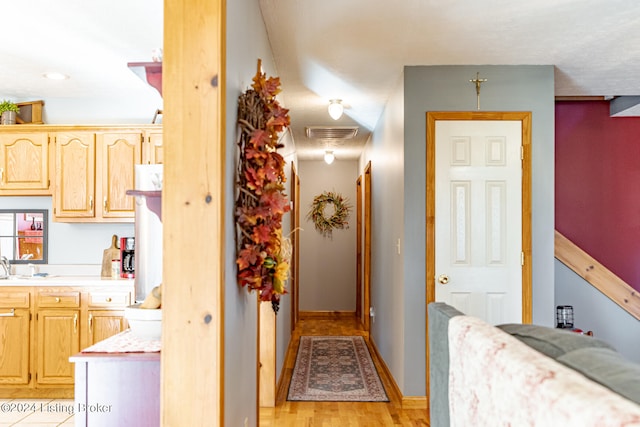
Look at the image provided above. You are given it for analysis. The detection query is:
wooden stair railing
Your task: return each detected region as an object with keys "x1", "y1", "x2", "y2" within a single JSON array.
[{"x1": 555, "y1": 230, "x2": 640, "y2": 321}]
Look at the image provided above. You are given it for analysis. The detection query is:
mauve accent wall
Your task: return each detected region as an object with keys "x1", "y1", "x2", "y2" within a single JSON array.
[{"x1": 555, "y1": 101, "x2": 640, "y2": 292}]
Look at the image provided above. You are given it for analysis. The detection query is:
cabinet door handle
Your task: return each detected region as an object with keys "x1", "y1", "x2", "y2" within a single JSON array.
[
  {"x1": 88, "y1": 313, "x2": 93, "y2": 332},
  {"x1": 90, "y1": 196, "x2": 94, "y2": 211},
  {"x1": 104, "y1": 196, "x2": 108, "y2": 213},
  {"x1": 74, "y1": 313, "x2": 78, "y2": 333},
  {"x1": 0, "y1": 309, "x2": 15, "y2": 317},
  {"x1": 105, "y1": 297, "x2": 112, "y2": 302},
  {"x1": 55, "y1": 297, "x2": 61, "y2": 303}
]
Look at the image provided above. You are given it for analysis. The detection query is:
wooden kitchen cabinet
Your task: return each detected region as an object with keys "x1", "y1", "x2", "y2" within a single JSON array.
[
  {"x1": 84, "y1": 288, "x2": 131, "y2": 347},
  {"x1": 143, "y1": 128, "x2": 163, "y2": 164},
  {"x1": 53, "y1": 129, "x2": 142, "y2": 222},
  {"x1": 0, "y1": 125, "x2": 161, "y2": 219},
  {"x1": 98, "y1": 131, "x2": 142, "y2": 219},
  {"x1": 36, "y1": 309, "x2": 80, "y2": 385},
  {"x1": 0, "y1": 131, "x2": 50, "y2": 195},
  {"x1": 0, "y1": 290, "x2": 31, "y2": 386},
  {"x1": 0, "y1": 283, "x2": 133, "y2": 398},
  {"x1": 86, "y1": 310, "x2": 126, "y2": 346},
  {"x1": 53, "y1": 132, "x2": 96, "y2": 219},
  {"x1": 35, "y1": 289, "x2": 81, "y2": 386}
]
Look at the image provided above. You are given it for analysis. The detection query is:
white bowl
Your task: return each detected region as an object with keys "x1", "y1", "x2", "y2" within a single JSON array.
[{"x1": 125, "y1": 303, "x2": 162, "y2": 340}]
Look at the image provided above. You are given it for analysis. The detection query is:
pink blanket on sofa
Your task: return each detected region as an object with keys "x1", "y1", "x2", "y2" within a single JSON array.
[{"x1": 448, "y1": 315, "x2": 640, "y2": 426}]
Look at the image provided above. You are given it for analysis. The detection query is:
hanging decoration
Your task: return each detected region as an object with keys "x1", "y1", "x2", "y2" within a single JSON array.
[
  {"x1": 235, "y1": 59, "x2": 291, "y2": 313},
  {"x1": 307, "y1": 191, "x2": 352, "y2": 238}
]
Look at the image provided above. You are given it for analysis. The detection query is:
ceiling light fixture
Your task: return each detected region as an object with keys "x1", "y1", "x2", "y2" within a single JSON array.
[
  {"x1": 324, "y1": 150, "x2": 335, "y2": 165},
  {"x1": 43, "y1": 72, "x2": 69, "y2": 80},
  {"x1": 327, "y1": 99, "x2": 343, "y2": 120}
]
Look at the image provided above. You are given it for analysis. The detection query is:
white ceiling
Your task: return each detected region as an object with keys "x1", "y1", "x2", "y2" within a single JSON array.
[
  {"x1": 0, "y1": 1, "x2": 162, "y2": 119},
  {"x1": 1, "y1": 1, "x2": 639, "y2": 160},
  {"x1": 259, "y1": 0, "x2": 640, "y2": 159}
]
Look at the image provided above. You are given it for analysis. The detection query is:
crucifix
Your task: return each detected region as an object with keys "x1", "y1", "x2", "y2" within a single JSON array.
[{"x1": 469, "y1": 72, "x2": 487, "y2": 110}]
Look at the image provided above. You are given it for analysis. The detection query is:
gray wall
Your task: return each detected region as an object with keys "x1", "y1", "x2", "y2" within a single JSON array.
[
  {"x1": 1, "y1": 196, "x2": 133, "y2": 265},
  {"x1": 555, "y1": 259, "x2": 640, "y2": 364},
  {"x1": 299, "y1": 159, "x2": 358, "y2": 311},
  {"x1": 359, "y1": 75, "x2": 406, "y2": 391},
  {"x1": 225, "y1": 0, "x2": 294, "y2": 424},
  {"x1": 361, "y1": 65, "x2": 556, "y2": 397}
]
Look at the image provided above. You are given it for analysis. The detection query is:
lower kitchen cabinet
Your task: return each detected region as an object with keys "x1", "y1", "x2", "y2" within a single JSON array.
[
  {"x1": 0, "y1": 307, "x2": 31, "y2": 385},
  {"x1": 0, "y1": 289, "x2": 31, "y2": 387},
  {"x1": 84, "y1": 288, "x2": 131, "y2": 348},
  {"x1": 0, "y1": 284, "x2": 133, "y2": 398},
  {"x1": 36, "y1": 309, "x2": 80, "y2": 385},
  {"x1": 87, "y1": 310, "x2": 127, "y2": 346}
]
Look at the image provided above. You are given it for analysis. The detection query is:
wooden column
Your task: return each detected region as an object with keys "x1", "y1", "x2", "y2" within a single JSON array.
[
  {"x1": 258, "y1": 300, "x2": 276, "y2": 407},
  {"x1": 162, "y1": 1, "x2": 226, "y2": 426}
]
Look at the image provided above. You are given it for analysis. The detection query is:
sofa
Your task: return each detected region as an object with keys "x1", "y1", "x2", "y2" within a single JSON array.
[{"x1": 428, "y1": 302, "x2": 640, "y2": 426}]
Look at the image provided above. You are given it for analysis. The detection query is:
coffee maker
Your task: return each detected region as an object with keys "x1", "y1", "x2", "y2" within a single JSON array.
[{"x1": 120, "y1": 237, "x2": 135, "y2": 279}]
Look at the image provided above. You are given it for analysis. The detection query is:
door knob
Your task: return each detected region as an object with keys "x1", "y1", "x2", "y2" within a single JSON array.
[{"x1": 437, "y1": 274, "x2": 449, "y2": 285}]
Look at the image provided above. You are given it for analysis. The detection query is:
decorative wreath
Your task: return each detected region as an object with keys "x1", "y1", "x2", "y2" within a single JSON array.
[
  {"x1": 235, "y1": 59, "x2": 291, "y2": 313},
  {"x1": 307, "y1": 191, "x2": 352, "y2": 238}
]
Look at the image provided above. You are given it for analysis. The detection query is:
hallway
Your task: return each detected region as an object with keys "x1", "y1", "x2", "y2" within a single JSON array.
[{"x1": 259, "y1": 315, "x2": 429, "y2": 426}]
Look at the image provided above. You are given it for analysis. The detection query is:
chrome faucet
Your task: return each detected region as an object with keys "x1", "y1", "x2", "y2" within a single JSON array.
[{"x1": 0, "y1": 256, "x2": 10, "y2": 279}]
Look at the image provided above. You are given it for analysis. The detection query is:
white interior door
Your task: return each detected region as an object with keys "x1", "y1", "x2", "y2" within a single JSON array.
[{"x1": 435, "y1": 120, "x2": 522, "y2": 324}]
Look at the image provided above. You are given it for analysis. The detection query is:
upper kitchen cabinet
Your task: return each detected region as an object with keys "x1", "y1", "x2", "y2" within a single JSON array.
[
  {"x1": 53, "y1": 132, "x2": 96, "y2": 220},
  {"x1": 143, "y1": 129, "x2": 163, "y2": 164},
  {"x1": 52, "y1": 126, "x2": 158, "y2": 222},
  {"x1": 0, "y1": 125, "x2": 160, "y2": 222},
  {"x1": 0, "y1": 131, "x2": 50, "y2": 195},
  {"x1": 98, "y1": 131, "x2": 142, "y2": 219}
]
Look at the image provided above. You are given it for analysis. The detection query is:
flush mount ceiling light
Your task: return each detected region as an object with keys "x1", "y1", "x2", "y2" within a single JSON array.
[
  {"x1": 327, "y1": 99, "x2": 343, "y2": 120},
  {"x1": 43, "y1": 72, "x2": 69, "y2": 80},
  {"x1": 324, "y1": 150, "x2": 335, "y2": 164}
]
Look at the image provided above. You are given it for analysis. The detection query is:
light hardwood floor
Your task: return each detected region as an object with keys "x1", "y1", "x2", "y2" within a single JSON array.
[{"x1": 259, "y1": 315, "x2": 429, "y2": 426}]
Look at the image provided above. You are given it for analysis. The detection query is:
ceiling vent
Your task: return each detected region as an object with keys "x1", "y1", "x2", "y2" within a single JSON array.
[{"x1": 306, "y1": 126, "x2": 359, "y2": 140}]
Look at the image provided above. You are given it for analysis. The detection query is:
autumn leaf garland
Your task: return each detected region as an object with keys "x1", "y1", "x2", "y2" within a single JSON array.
[{"x1": 235, "y1": 60, "x2": 291, "y2": 312}]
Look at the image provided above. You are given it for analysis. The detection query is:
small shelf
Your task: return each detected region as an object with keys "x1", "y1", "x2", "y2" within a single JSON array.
[
  {"x1": 127, "y1": 62, "x2": 162, "y2": 96},
  {"x1": 126, "y1": 190, "x2": 161, "y2": 221}
]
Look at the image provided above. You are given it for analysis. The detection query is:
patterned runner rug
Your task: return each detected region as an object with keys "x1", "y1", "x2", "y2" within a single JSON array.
[{"x1": 287, "y1": 335, "x2": 389, "y2": 402}]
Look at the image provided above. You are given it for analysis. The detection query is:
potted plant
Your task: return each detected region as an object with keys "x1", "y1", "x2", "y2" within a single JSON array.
[{"x1": 0, "y1": 100, "x2": 19, "y2": 125}]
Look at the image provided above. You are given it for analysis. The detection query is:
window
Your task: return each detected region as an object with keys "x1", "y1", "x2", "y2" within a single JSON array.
[{"x1": 0, "y1": 210, "x2": 48, "y2": 264}]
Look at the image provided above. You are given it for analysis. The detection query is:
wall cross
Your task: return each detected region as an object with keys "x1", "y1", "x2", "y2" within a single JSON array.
[{"x1": 469, "y1": 72, "x2": 488, "y2": 110}]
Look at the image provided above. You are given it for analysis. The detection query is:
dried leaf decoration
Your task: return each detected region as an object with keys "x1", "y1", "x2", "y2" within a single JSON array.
[
  {"x1": 235, "y1": 59, "x2": 291, "y2": 313},
  {"x1": 306, "y1": 191, "x2": 351, "y2": 238}
]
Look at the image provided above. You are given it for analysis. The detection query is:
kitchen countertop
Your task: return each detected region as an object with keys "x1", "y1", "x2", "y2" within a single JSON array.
[
  {"x1": 72, "y1": 329, "x2": 161, "y2": 356},
  {"x1": 0, "y1": 275, "x2": 134, "y2": 286}
]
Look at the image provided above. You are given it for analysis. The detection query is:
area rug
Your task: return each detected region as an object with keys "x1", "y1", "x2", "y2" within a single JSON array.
[{"x1": 287, "y1": 335, "x2": 389, "y2": 402}]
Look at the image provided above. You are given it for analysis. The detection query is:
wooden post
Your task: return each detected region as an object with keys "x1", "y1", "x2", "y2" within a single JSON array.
[
  {"x1": 162, "y1": 0, "x2": 226, "y2": 426},
  {"x1": 258, "y1": 299, "x2": 276, "y2": 407}
]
